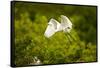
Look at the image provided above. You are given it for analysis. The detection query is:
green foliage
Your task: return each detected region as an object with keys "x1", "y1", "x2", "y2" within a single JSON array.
[{"x1": 13, "y1": 2, "x2": 97, "y2": 66}]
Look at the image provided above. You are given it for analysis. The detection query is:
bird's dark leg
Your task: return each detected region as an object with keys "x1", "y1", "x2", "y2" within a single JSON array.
[
  {"x1": 65, "y1": 33, "x2": 72, "y2": 49},
  {"x1": 67, "y1": 32, "x2": 83, "y2": 59},
  {"x1": 67, "y1": 33, "x2": 76, "y2": 42},
  {"x1": 67, "y1": 33, "x2": 82, "y2": 49}
]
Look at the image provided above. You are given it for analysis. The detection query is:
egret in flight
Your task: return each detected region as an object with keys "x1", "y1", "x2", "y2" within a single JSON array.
[
  {"x1": 44, "y1": 15, "x2": 76, "y2": 45},
  {"x1": 44, "y1": 15, "x2": 72, "y2": 37}
]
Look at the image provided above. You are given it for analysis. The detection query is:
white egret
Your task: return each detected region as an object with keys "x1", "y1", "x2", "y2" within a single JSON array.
[
  {"x1": 33, "y1": 56, "x2": 42, "y2": 65},
  {"x1": 44, "y1": 15, "x2": 72, "y2": 38}
]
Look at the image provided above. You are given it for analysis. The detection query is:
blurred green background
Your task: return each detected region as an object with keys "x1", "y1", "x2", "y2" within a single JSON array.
[{"x1": 12, "y1": 2, "x2": 97, "y2": 66}]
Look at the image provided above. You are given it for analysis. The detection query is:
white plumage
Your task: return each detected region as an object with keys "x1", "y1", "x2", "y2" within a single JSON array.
[
  {"x1": 33, "y1": 56, "x2": 42, "y2": 65},
  {"x1": 44, "y1": 15, "x2": 72, "y2": 38}
]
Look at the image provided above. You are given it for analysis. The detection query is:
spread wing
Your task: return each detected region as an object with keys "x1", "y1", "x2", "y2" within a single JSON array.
[
  {"x1": 44, "y1": 18, "x2": 60, "y2": 38},
  {"x1": 61, "y1": 15, "x2": 72, "y2": 32}
]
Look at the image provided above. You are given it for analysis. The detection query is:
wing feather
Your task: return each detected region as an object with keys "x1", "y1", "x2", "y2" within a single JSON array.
[
  {"x1": 44, "y1": 18, "x2": 60, "y2": 38},
  {"x1": 61, "y1": 15, "x2": 72, "y2": 32}
]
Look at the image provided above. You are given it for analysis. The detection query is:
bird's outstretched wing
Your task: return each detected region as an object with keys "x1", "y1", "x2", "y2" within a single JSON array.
[
  {"x1": 48, "y1": 18, "x2": 60, "y2": 29},
  {"x1": 61, "y1": 15, "x2": 72, "y2": 32},
  {"x1": 44, "y1": 18, "x2": 60, "y2": 38}
]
